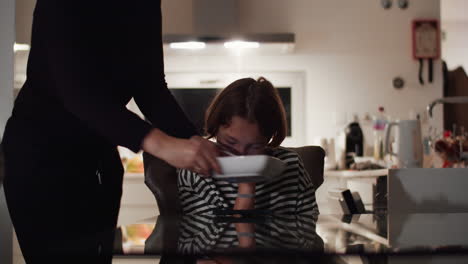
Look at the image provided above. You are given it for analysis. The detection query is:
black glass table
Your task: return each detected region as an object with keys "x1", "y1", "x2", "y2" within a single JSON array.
[{"x1": 114, "y1": 212, "x2": 468, "y2": 263}]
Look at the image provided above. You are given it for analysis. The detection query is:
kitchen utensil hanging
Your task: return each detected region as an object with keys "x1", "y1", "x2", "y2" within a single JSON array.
[{"x1": 412, "y1": 19, "x2": 440, "y2": 85}]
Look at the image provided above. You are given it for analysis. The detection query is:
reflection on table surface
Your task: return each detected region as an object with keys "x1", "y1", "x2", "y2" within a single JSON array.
[{"x1": 115, "y1": 213, "x2": 468, "y2": 263}]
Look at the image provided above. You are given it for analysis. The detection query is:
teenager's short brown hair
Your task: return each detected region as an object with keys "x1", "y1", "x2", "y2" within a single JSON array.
[{"x1": 205, "y1": 77, "x2": 287, "y2": 147}]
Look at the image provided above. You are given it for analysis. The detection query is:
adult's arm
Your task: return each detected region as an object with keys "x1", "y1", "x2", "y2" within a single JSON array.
[
  {"x1": 131, "y1": 3, "x2": 197, "y2": 139},
  {"x1": 127, "y1": 3, "x2": 219, "y2": 172}
]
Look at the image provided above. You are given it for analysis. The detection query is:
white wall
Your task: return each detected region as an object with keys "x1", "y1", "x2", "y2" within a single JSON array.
[
  {"x1": 441, "y1": 0, "x2": 468, "y2": 71},
  {"x1": 15, "y1": 0, "x2": 35, "y2": 44},
  {"x1": 1, "y1": 0, "x2": 14, "y2": 140},
  {"x1": 1, "y1": 0, "x2": 15, "y2": 262},
  {"x1": 162, "y1": 0, "x2": 443, "y2": 147}
]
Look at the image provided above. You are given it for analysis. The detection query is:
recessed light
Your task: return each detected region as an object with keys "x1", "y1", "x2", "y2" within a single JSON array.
[
  {"x1": 224, "y1": 41, "x2": 260, "y2": 49},
  {"x1": 14, "y1": 43, "x2": 30, "y2": 52},
  {"x1": 169, "y1": 41, "x2": 206, "y2": 50}
]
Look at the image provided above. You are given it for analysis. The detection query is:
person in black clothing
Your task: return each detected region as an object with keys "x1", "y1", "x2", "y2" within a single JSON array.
[{"x1": 1, "y1": 1, "x2": 220, "y2": 262}]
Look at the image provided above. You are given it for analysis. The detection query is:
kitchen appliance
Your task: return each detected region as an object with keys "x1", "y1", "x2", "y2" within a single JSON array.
[
  {"x1": 345, "y1": 116, "x2": 364, "y2": 168},
  {"x1": 384, "y1": 120, "x2": 423, "y2": 168},
  {"x1": 163, "y1": 0, "x2": 295, "y2": 54}
]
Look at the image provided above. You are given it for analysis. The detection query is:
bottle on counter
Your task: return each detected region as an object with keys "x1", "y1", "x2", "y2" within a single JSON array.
[
  {"x1": 373, "y1": 106, "x2": 387, "y2": 160},
  {"x1": 345, "y1": 114, "x2": 364, "y2": 168},
  {"x1": 320, "y1": 137, "x2": 337, "y2": 170},
  {"x1": 326, "y1": 138, "x2": 337, "y2": 170},
  {"x1": 335, "y1": 129, "x2": 347, "y2": 170}
]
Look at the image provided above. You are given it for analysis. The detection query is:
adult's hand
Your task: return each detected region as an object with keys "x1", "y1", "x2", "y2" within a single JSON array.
[{"x1": 142, "y1": 128, "x2": 221, "y2": 176}]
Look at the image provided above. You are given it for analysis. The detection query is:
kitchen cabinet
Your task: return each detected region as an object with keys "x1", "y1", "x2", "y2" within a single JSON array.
[
  {"x1": 443, "y1": 66, "x2": 468, "y2": 131},
  {"x1": 388, "y1": 168, "x2": 468, "y2": 213}
]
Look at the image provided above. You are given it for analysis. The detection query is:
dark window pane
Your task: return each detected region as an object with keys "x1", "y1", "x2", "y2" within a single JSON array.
[
  {"x1": 277, "y1": 87, "x2": 291, "y2": 137},
  {"x1": 169, "y1": 88, "x2": 220, "y2": 135}
]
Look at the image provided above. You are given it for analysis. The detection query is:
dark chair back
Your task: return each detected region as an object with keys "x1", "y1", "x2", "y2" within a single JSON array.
[
  {"x1": 143, "y1": 145, "x2": 325, "y2": 215},
  {"x1": 286, "y1": 146, "x2": 325, "y2": 188},
  {"x1": 143, "y1": 152, "x2": 180, "y2": 215}
]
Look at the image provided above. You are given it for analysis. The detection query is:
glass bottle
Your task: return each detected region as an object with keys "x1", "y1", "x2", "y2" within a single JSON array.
[{"x1": 373, "y1": 107, "x2": 387, "y2": 160}]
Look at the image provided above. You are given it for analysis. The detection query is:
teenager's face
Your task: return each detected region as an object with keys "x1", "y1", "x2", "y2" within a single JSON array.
[{"x1": 216, "y1": 116, "x2": 268, "y2": 156}]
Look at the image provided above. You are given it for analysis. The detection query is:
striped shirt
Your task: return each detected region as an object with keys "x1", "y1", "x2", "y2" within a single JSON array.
[{"x1": 177, "y1": 147, "x2": 319, "y2": 215}]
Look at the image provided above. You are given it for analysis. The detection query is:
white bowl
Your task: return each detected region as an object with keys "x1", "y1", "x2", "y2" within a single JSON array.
[{"x1": 213, "y1": 155, "x2": 286, "y2": 183}]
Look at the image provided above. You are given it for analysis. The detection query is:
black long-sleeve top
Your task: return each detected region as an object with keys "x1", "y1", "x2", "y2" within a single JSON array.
[{"x1": 11, "y1": 0, "x2": 196, "y2": 152}]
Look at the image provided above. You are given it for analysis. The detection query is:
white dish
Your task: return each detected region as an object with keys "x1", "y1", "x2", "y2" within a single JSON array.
[{"x1": 213, "y1": 155, "x2": 286, "y2": 183}]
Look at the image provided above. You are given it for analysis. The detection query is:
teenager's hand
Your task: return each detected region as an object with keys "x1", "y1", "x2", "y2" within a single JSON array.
[{"x1": 142, "y1": 129, "x2": 221, "y2": 176}]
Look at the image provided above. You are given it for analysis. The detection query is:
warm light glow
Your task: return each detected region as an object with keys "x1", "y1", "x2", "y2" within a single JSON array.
[
  {"x1": 169, "y1": 41, "x2": 206, "y2": 50},
  {"x1": 14, "y1": 43, "x2": 30, "y2": 52},
  {"x1": 224, "y1": 41, "x2": 260, "y2": 49}
]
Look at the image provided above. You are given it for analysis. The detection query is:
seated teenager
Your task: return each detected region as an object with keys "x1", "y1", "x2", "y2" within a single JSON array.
[{"x1": 177, "y1": 77, "x2": 319, "y2": 215}]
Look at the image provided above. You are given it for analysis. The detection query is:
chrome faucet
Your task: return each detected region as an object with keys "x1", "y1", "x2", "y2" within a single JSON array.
[{"x1": 427, "y1": 96, "x2": 468, "y2": 118}]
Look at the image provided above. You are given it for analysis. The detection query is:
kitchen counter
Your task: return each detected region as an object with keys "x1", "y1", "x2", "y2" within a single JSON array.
[
  {"x1": 319, "y1": 169, "x2": 388, "y2": 214},
  {"x1": 123, "y1": 172, "x2": 144, "y2": 181},
  {"x1": 119, "y1": 172, "x2": 158, "y2": 226},
  {"x1": 324, "y1": 169, "x2": 388, "y2": 179}
]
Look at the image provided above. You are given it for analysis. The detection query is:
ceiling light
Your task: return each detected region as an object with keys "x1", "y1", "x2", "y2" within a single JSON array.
[
  {"x1": 169, "y1": 41, "x2": 206, "y2": 50},
  {"x1": 14, "y1": 43, "x2": 30, "y2": 52},
  {"x1": 224, "y1": 41, "x2": 260, "y2": 49}
]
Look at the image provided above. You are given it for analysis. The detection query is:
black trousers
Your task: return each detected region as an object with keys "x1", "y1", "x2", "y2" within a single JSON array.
[{"x1": 2, "y1": 116, "x2": 123, "y2": 263}]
